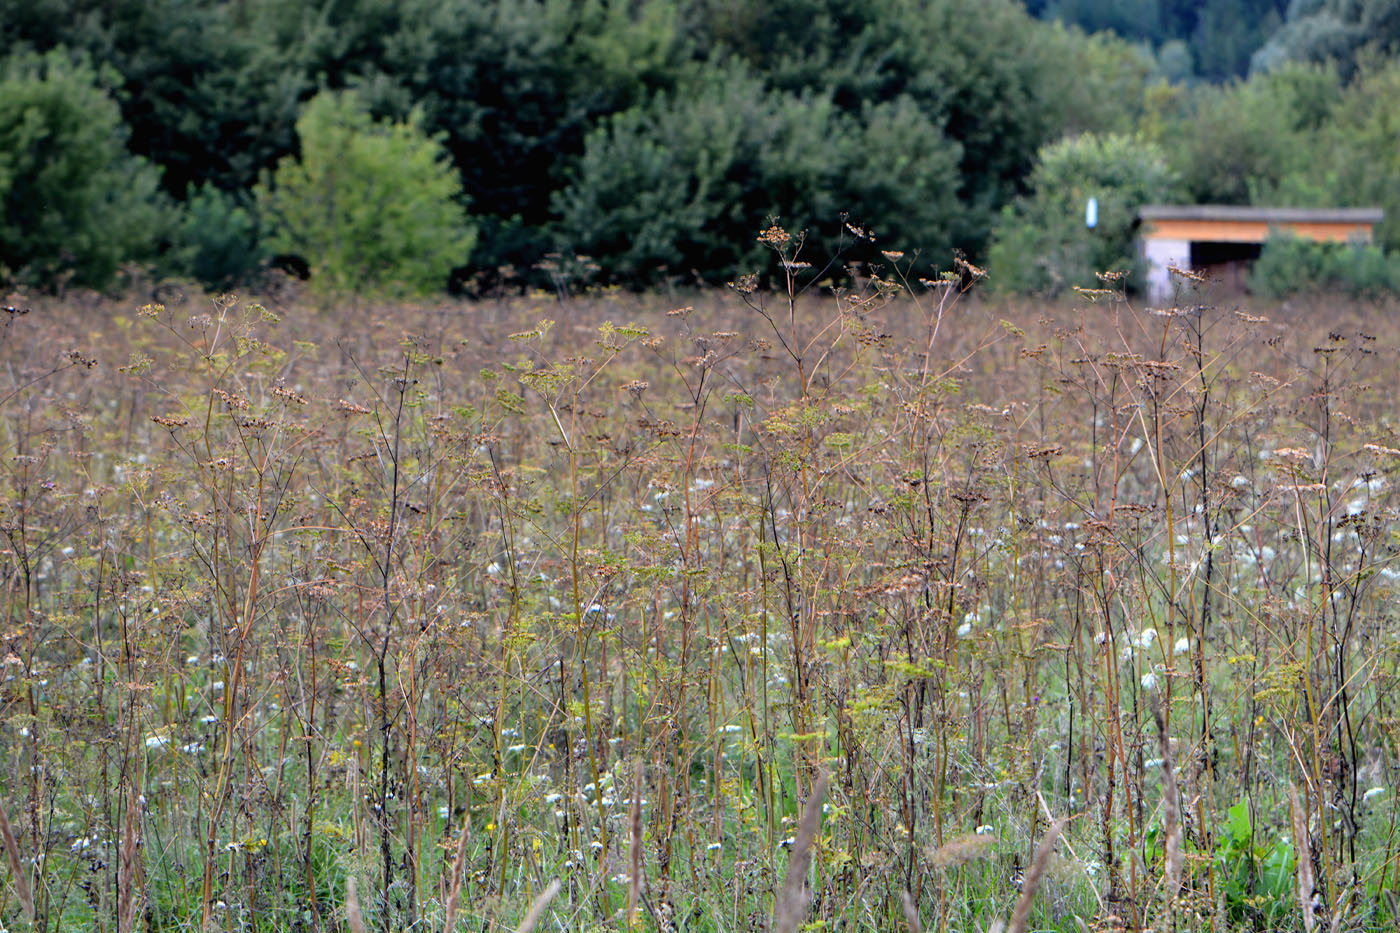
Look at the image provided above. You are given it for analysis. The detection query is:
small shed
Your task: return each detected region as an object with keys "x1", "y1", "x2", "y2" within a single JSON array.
[{"x1": 1138, "y1": 205, "x2": 1384, "y2": 301}]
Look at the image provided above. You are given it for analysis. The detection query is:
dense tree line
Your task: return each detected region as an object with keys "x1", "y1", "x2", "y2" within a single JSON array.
[
  {"x1": 1, "y1": 0, "x2": 1398, "y2": 295},
  {"x1": 1030, "y1": 0, "x2": 1291, "y2": 80}
]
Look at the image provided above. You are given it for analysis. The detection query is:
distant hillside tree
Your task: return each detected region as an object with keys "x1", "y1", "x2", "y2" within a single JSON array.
[
  {"x1": 684, "y1": 0, "x2": 1155, "y2": 256},
  {"x1": 1035, "y1": 0, "x2": 1289, "y2": 80},
  {"x1": 0, "y1": 0, "x2": 307, "y2": 198},
  {"x1": 553, "y1": 64, "x2": 961, "y2": 284},
  {"x1": 1241, "y1": 62, "x2": 1400, "y2": 250},
  {"x1": 1163, "y1": 62, "x2": 1341, "y2": 205},
  {"x1": 172, "y1": 185, "x2": 268, "y2": 289},
  {"x1": 989, "y1": 132, "x2": 1177, "y2": 295},
  {"x1": 362, "y1": 0, "x2": 688, "y2": 279},
  {"x1": 255, "y1": 90, "x2": 475, "y2": 298},
  {"x1": 1252, "y1": 0, "x2": 1400, "y2": 76},
  {"x1": 0, "y1": 50, "x2": 168, "y2": 289}
]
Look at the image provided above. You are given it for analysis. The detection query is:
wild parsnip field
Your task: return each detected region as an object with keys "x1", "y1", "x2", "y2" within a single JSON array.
[{"x1": 3, "y1": 256, "x2": 1399, "y2": 932}]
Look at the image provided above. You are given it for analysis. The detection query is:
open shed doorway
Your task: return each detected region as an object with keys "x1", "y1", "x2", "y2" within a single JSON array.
[{"x1": 1190, "y1": 240, "x2": 1263, "y2": 294}]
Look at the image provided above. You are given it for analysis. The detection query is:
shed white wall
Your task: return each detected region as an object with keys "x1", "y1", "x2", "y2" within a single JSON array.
[{"x1": 1142, "y1": 238, "x2": 1190, "y2": 303}]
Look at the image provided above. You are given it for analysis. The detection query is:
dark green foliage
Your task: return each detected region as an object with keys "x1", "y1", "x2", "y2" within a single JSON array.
[
  {"x1": 0, "y1": 0, "x2": 307, "y2": 198},
  {"x1": 0, "y1": 0, "x2": 1176, "y2": 292},
  {"x1": 0, "y1": 50, "x2": 169, "y2": 289},
  {"x1": 5, "y1": 0, "x2": 1400, "y2": 294},
  {"x1": 172, "y1": 185, "x2": 268, "y2": 289},
  {"x1": 907, "y1": 0, "x2": 1084, "y2": 248},
  {"x1": 882, "y1": 0, "x2": 1136, "y2": 248},
  {"x1": 1164, "y1": 63, "x2": 1342, "y2": 205},
  {"x1": 989, "y1": 133, "x2": 1176, "y2": 295},
  {"x1": 369, "y1": 0, "x2": 689, "y2": 277},
  {"x1": 1192, "y1": 0, "x2": 1288, "y2": 80},
  {"x1": 1157, "y1": 59, "x2": 1400, "y2": 254},
  {"x1": 550, "y1": 68, "x2": 758, "y2": 286},
  {"x1": 842, "y1": 96, "x2": 964, "y2": 263},
  {"x1": 255, "y1": 90, "x2": 476, "y2": 298},
  {"x1": 1248, "y1": 235, "x2": 1400, "y2": 299},
  {"x1": 552, "y1": 66, "x2": 961, "y2": 285},
  {"x1": 1036, "y1": 26, "x2": 1157, "y2": 138},
  {"x1": 681, "y1": 0, "x2": 1149, "y2": 255},
  {"x1": 1285, "y1": 64, "x2": 1400, "y2": 250},
  {"x1": 1036, "y1": 0, "x2": 1289, "y2": 80},
  {"x1": 1041, "y1": 0, "x2": 1162, "y2": 42},
  {"x1": 1, "y1": 0, "x2": 679, "y2": 281},
  {"x1": 1252, "y1": 0, "x2": 1400, "y2": 76}
]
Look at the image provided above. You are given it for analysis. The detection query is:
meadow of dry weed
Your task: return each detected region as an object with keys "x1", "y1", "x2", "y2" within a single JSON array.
[{"x1": 2, "y1": 261, "x2": 1399, "y2": 932}]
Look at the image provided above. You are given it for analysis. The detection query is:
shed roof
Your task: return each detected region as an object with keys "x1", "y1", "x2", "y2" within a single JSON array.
[{"x1": 1139, "y1": 205, "x2": 1384, "y2": 225}]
